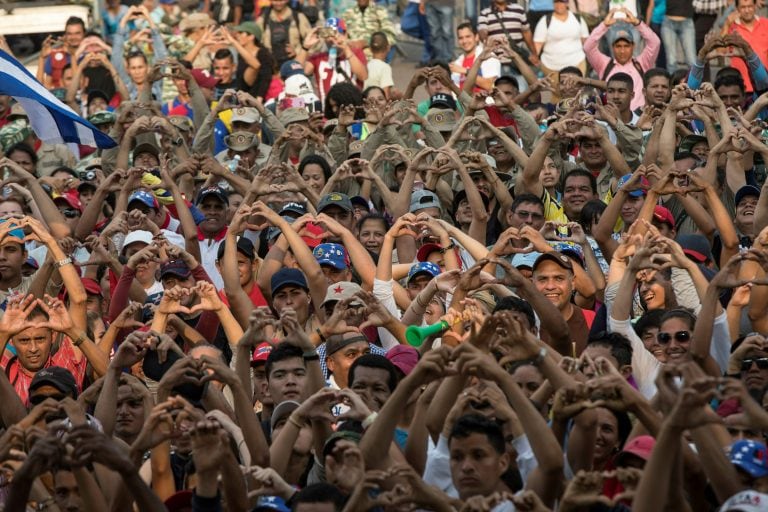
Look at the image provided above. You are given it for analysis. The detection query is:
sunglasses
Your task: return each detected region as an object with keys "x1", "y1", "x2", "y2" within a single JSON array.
[
  {"x1": 29, "y1": 393, "x2": 67, "y2": 405},
  {"x1": 515, "y1": 210, "x2": 544, "y2": 221},
  {"x1": 61, "y1": 208, "x2": 80, "y2": 218},
  {"x1": 656, "y1": 330, "x2": 691, "y2": 344},
  {"x1": 741, "y1": 357, "x2": 768, "y2": 372}
]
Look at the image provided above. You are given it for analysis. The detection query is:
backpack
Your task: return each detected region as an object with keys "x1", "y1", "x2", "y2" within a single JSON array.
[{"x1": 601, "y1": 58, "x2": 644, "y2": 81}]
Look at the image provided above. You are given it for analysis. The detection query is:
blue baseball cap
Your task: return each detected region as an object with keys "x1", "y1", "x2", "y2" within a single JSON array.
[
  {"x1": 0, "y1": 219, "x2": 25, "y2": 245},
  {"x1": 324, "y1": 17, "x2": 347, "y2": 34},
  {"x1": 407, "y1": 261, "x2": 441, "y2": 284},
  {"x1": 270, "y1": 268, "x2": 309, "y2": 296},
  {"x1": 128, "y1": 189, "x2": 159, "y2": 209},
  {"x1": 313, "y1": 243, "x2": 349, "y2": 270},
  {"x1": 550, "y1": 241, "x2": 584, "y2": 265},
  {"x1": 279, "y1": 59, "x2": 305, "y2": 79},
  {"x1": 254, "y1": 496, "x2": 290, "y2": 512},
  {"x1": 730, "y1": 439, "x2": 768, "y2": 478},
  {"x1": 616, "y1": 173, "x2": 649, "y2": 198}
]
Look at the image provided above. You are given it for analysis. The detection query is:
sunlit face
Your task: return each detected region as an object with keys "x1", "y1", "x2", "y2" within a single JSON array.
[
  {"x1": 659, "y1": 316, "x2": 693, "y2": 365},
  {"x1": 364, "y1": 88, "x2": 387, "y2": 109},
  {"x1": 0, "y1": 200, "x2": 24, "y2": 219},
  {"x1": 350, "y1": 366, "x2": 391, "y2": 411},
  {"x1": 691, "y1": 141, "x2": 709, "y2": 161},
  {"x1": 213, "y1": 57, "x2": 235, "y2": 84},
  {"x1": 457, "y1": 27, "x2": 478, "y2": 53},
  {"x1": 579, "y1": 139, "x2": 606, "y2": 170},
  {"x1": 507, "y1": 202, "x2": 545, "y2": 230},
  {"x1": 563, "y1": 175, "x2": 596, "y2": 220},
  {"x1": 449, "y1": 432, "x2": 509, "y2": 500},
  {"x1": 510, "y1": 364, "x2": 543, "y2": 398},
  {"x1": 620, "y1": 195, "x2": 644, "y2": 225},
  {"x1": 426, "y1": 76, "x2": 448, "y2": 96},
  {"x1": 63, "y1": 23, "x2": 85, "y2": 50},
  {"x1": 736, "y1": 195, "x2": 758, "y2": 233},
  {"x1": 8, "y1": 149, "x2": 35, "y2": 175},
  {"x1": 612, "y1": 40, "x2": 634, "y2": 65},
  {"x1": 13, "y1": 317, "x2": 53, "y2": 372},
  {"x1": 357, "y1": 218, "x2": 386, "y2": 254},
  {"x1": 644, "y1": 75, "x2": 671, "y2": 107},
  {"x1": 407, "y1": 274, "x2": 433, "y2": 300},
  {"x1": 470, "y1": 173, "x2": 493, "y2": 198},
  {"x1": 606, "y1": 79, "x2": 633, "y2": 113},
  {"x1": 738, "y1": 0, "x2": 757, "y2": 22},
  {"x1": 301, "y1": 164, "x2": 326, "y2": 194},
  {"x1": 540, "y1": 156, "x2": 560, "y2": 190},
  {"x1": 126, "y1": 55, "x2": 148, "y2": 85},
  {"x1": 455, "y1": 198, "x2": 474, "y2": 226},
  {"x1": 638, "y1": 270, "x2": 667, "y2": 310},
  {"x1": 639, "y1": 326, "x2": 666, "y2": 362},
  {"x1": 198, "y1": 196, "x2": 227, "y2": 236},
  {"x1": 327, "y1": 340, "x2": 370, "y2": 389},
  {"x1": 739, "y1": 346, "x2": 768, "y2": 392},
  {"x1": 268, "y1": 357, "x2": 307, "y2": 402},
  {"x1": 272, "y1": 285, "x2": 310, "y2": 324},
  {"x1": 593, "y1": 408, "x2": 620, "y2": 464},
  {"x1": 717, "y1": 85, "x2": 745, "y2": 109},
  {"x1": 533, "y1": 260, "x2": 573, "y2": 310},
  {"x1": 115, "y1": 384, "x2": 145, "y2": 441}
]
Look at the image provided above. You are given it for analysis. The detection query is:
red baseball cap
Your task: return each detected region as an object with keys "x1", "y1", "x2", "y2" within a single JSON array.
[
  {"x1": 652, "y1": 205, "x2": 675, "y2": 229},
  {"x1": 416, "y1": 243, "x2": 443, "y2": 263},
  {"x1": 615, "y1": 435, "x2": 655, "y2": 466},
  {"x1": 251, "y1": 342, "x2": 273, "y2": 367},
  {"x1": 191, "y1": 68, "x2": 219, "y2": 89},
  {"x1": 54, "y1": 193, "x2": 83, "y2": 213}
]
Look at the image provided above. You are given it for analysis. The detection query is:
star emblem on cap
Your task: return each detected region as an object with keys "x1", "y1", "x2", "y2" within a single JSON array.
[{"x1": 334, "y1": 285, "x2": 343, "y2": 294}]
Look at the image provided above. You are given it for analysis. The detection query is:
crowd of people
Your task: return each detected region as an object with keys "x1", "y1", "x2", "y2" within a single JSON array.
[{"x1": 0, "y1": 0, "x2": 768, "y2": 510}]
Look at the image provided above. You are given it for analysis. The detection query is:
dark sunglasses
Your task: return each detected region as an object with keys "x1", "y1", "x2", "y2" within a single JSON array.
[
  {"x1": 29, "y1": 393, "x2": 67, "y2": 406},
  {"x1": 656, "y1": 330, "x2": 691, "y2": 344},
  {"x1": 741, "y1": 357, "x2": 768, "y2": 372},
  {"x1": 61, "y1": 208, "x2": 80, "y2": 218}
]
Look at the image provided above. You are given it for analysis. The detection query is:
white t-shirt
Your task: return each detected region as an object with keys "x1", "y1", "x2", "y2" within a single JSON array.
[
  {"x1": 364, "y1": 59, "x2": 395, "y2": 90},
  {"x1": 533, "y1": 12, "x2": 589, "y2": 71},
  {"x1": 451, "y1": 44, "x2": 501, "y2": 89}
]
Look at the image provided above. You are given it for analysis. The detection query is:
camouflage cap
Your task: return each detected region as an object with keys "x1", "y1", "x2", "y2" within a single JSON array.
[
  {"x1": 169, "y1": 115, "x2": 194, "y2": 132},
  {"x1": 224, "y1": 131, "x2": 259, "y2": 151},
  {"x1": 0, "y1": 121, "x2": 31, "y2": 151},
  {"x1": 278, "y1": 107, "x2": 309, "y2": 126},
  {"x1": 88, "y1": 110, "x2": 116, "y2": 126}
]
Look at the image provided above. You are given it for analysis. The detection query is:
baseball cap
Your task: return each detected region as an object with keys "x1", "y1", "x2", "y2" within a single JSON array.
[
  {"x1": 313, "y1": 243, "x2": 349, "y2": 270},
  {"x1": 513, "y1": 251, "x2": 541, "y2": 270},
  {"x1": 280, "y1": 59, "x2": 305, "y2": 79},
  {"x1": 128, "y1": 190, "x2": 159, "y2": 209},
  {"x1": 612, "y1": 29, "x2": 633, "y2": 44},
  {"x1": 251, "y1": 342, "x2": 273, "y2": 367},
  {"x1": 550, "y1": 241, "x2": 584, "y2": 266},
  {"x1": 283, "y1": 74, "x2": 315, "y2": 97},
  {"x1": 277, "y1": 107, "x2": 310, "y2": 126},
  {"x1": 233, "y1": 21, "x2": 262, "y2": 40},
  {"x1": 270, "y1": 400, "x2": 301, "y2": 430},
  {"x1": 410, "y1": 190, "x2": 441, "y2": 213},
  {"x1": 86, "y1": 89, "x2": 110, "y2": 108},
  {"x1": 416, "y1": 243, "x2": 444, "y2": 263},
  {"x1": 225, "y1": 131, "x2": 259, "y2": 151},
  {"x1": 279, "y1": 202, "x2": 307, "y2": 217},
  {"x1": 121, "y1": 230, "x2": 153, "y2": 254},
  {"x1": 0, "y1": 219, "x2": 25, "y2": 245},
  {"x1": 350, "y1": 196, "x2": 369, "y2": 211},
  {"x1": 318, "y1": 192, "x2": 353, "y2": 213},
  {"x1": 255, "y1": 496, "x2": 290, "y2": 512},
  {"x1": 730, "y1": 439, "x2": 768, "y2": 478},
  {"x1": 159, "y1": 260, "x2": 192, "y2": 280},
  {"x1": 322, "y1": 429, "x2": 362, "y2": 458},
  {"x1": 190, "y1": 68, "x2": 219, "y2": 89},
  {"x1": 216, "y1": 236, "x2": 255, "y2": 261},
  {"x1": 324, "y1": 17, "x2": 347, "y2": 34},
  {"x1": 532, "y1": 251, "x2": 574, "y2": 272},
  {"x1": 54, "y1": 194, "x2": 83, "y2": 213},
  {"x1": 179, "y1": 13, "x2": 215, "y2": 32},
  {"x1": 430, "y1": 93, "x2": 457, "y2": 110},
  {"x1": 231, "y1": 107, "x2": 261, "y2": 124},
  {"x1": 677, "y1": 234, "x2": 713, "y2": 263},
  {"x1": 326, "y1": 332, "x2": 369, "y2": 356},
  {"x1": 267, "y1": 215, "x2": 296, "y2": 241},
  {"x1": 321, "y1": 281, "x2": 363, "y2": 307},
  {"x1": 196, "y1": 186, "x2": 229, "y2": 206},
  {"x1": 453, "y1": 189, "x2": 490, "y2": 213},
  {"x1": 615, "y1": 435, "x2": 655, "y2": 466},
  {"x1": 652, "y1": 205, "x2": 675, "y2": 229},
  {"x1": 407, "y1": 261, "x2": 441, "y2": 284},
  {"x1": 81, "y1": 277, "x2": 103, "y2": 296},
  {"x1": 29, "y1": 366, "x2": 78, "y2": 398},
  {"x1": 719, "y1": 490, "x2": 768, "y2": 512},
  {"x1": 88, "y1": 110, "x2": 116, "y2": 126},
  {"x1": 133, "y1": 134, "x2": 160, "y2": 158},
  {"x1": 616, "y1": 173, "x2": 649, "y2": 197},
  {"x1": 735, "y1": 185, "x2": 761, "y2": 207},
  {"x1": 386, "y1": 345, "x2": 419, "y2": 376},
  {"x1": 270, "y1": 268, "x2": 309, "y2": 296}
]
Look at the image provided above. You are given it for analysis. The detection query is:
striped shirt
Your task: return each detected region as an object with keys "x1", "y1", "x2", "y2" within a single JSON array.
[{"x1": 477, "y1": 4, "x2": 531, "y2": 43}]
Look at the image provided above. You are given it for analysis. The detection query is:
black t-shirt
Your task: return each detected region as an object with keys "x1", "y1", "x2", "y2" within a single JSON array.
[
  {"x1": 236, "y1": 47, "x2": 276, "y2": 99},
  {"x1": 664, "y1": 0, "x2": 693, "y2": 18}
]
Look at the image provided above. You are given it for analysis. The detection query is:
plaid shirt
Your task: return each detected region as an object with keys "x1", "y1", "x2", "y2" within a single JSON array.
[
  {"x1": 2, "y1": 336, "x2": 87, "y2": 407},
  {"x1": 692, "y1": 0, "x2": 727, "y2": 15}
]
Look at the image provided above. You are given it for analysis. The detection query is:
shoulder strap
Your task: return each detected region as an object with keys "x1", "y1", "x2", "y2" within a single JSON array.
[
  {"x1": 601, "y1": 58, "x2": 643, "y2": 81},
  {"x1": 492, "y1": 8, "x2": 517, "y2": 48}
]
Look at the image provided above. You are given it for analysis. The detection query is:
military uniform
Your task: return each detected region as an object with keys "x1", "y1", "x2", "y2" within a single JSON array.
[{"x1": 342, "y1": 4, "x2": 397, "y2": 58}]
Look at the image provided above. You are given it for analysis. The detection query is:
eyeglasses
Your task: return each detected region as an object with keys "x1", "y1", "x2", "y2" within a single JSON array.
[
  {"x1": 61, "y1": 208, "x2": 80, "y2": 218},
  {"x1": 29, "y1": 393, "x2": 67, "y2": 405},
  {"x1": 514, "y1": 210, "x2": 544, "y2": 221},
  {"x1": 741, "y1": 357, "x2": 768, "y2": 372},
  {"x1": 656, "y1": 330, "x2": 691, "y2": 344}
]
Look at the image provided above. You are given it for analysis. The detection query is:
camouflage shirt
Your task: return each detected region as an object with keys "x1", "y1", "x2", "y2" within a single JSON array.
[{"x1": 342, "y1": 4, "x2": 396, "y2": 49}]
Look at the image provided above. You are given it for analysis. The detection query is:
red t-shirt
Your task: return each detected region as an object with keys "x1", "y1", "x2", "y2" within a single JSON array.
[
  {"x1": 309, "y1": 47, "x2": 367, "y2": 103},
  {"x1": 218, "y1": 284, "x2": 268, "y2": 309}
]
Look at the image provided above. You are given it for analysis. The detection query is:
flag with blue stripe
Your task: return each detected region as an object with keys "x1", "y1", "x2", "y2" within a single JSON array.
[{"x1": 0, "y1": 49, "x2": 116, "y2": 149}]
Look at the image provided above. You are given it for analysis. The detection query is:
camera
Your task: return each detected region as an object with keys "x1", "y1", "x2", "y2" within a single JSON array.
[{"x1": 79, "y1": 170, "x2": 96, "y2": 181}]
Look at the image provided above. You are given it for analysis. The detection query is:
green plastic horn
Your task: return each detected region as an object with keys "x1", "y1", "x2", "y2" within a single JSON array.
[{"x1": 405, "y1": 320, "x2": 449, "y2": 347}]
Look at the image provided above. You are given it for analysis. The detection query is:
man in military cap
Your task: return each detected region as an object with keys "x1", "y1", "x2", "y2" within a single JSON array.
[
  {"x1": 87, "y1": 110, "x2": 116, "y2": 135},
  {"x1": 222, "y1": 130, "x2": 268, "y2": 169}
]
